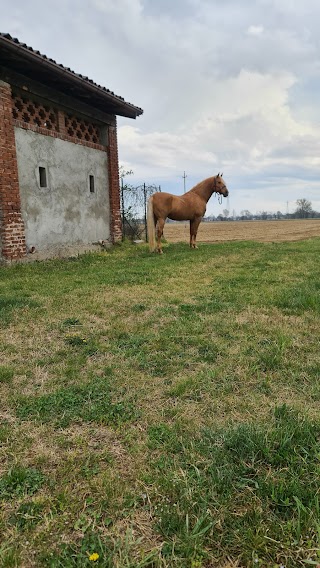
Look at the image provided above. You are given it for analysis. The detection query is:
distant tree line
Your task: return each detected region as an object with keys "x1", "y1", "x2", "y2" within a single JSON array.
[{"x1": 204, "y1": 199, "x2": 319, "y2": 222}]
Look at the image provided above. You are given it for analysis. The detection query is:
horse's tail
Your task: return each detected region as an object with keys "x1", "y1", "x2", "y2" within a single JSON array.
[{"x1": 147, "y1": 195, "x2": 156, "y2": 252}]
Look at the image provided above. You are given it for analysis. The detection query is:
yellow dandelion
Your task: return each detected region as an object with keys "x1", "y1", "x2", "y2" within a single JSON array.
[{"x1": 89, "y1": 552, "x2": 99, "y2": 561}]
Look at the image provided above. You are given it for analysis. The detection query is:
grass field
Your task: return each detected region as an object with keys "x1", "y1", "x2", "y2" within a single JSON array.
[{"x1": 1, "y1": 233, "x2": 320, "y2": 567}]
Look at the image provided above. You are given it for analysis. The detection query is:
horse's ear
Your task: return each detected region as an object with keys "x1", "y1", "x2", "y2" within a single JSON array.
[
  {"x1": 221, "y1": 172, "x2": 223, "y2": 177},
  {"x1": 217, "y1": 172, "x2": 220, "y2": 177}
]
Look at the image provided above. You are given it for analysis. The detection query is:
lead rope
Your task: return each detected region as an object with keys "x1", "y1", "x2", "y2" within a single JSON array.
[{"x1": 214, "y1": 177, "x2": 223, "y2": 205}]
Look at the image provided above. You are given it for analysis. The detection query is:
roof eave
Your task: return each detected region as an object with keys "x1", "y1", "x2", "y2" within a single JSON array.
[{"x1": 0, "y1": 34, "x2": 143, "y2": 119}]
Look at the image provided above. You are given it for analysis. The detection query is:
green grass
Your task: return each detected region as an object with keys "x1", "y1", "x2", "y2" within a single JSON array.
[
  {"x1": 0, "y1": 466, "x2": 45, "y2": 499},
  {"x1": 15, "y1": 375, "x2": 139, "y2": 428},
  {"x1": 147, "y1": 405, "x2": 320, "y2": 566},
  {"x1": 0, "y1": 366, "x2": 14, "y2": 383},
  {"x1": 0, "y1": 295, "x2": 40, "y2": 327},
  {"x1": 0, "y1": 238, "x2": 320, "y2": 567}
]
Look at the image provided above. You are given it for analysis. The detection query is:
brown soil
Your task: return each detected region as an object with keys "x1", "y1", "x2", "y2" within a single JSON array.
[{"x1": 163, "y1": 219, "x2": 320, "y2": 243}]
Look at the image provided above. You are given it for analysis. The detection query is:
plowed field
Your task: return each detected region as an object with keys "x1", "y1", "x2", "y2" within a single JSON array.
[{"x1": 163, "y1": 219, "x2": 320, "y2": 243}]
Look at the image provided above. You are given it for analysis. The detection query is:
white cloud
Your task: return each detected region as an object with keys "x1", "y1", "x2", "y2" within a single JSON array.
[
  {"x1": 247, "y1": 25, "x2": 264, "y2": 36},
  {"x1": 119, "y1": 68, "x2": 318, "y2": 177}
]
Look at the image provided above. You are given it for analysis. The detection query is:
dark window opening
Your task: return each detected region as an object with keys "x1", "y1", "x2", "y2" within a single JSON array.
[
  {"x1": 89, "y1": 175, "x2": 95, "y2": 193},
  {"x1": 39, "y1": 167, "x2": 47, "y2": 188}
]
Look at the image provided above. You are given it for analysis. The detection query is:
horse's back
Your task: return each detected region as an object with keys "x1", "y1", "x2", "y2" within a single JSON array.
[{"x1": 152, "y1": 191, "x2": 206, "y2": 221}]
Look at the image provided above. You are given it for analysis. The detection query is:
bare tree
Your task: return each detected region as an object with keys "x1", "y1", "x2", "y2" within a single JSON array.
[
  {"x1": 223, "y1": 209, "x2": 229, "y2": 220},
  {"x1": 240, "y1": 210, "x2": 253, "y2": 220},
  {"x1": 295, "y1": 198, "x2": 313, "y2": 218}
]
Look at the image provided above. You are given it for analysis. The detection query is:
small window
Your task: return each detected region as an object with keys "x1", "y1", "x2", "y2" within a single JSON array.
[
  {"x1": 89, "y1": 175, "x2": 95, "y2": 193},
  {"x1": 39, "y1": 167, "x2": 47, "y2": 188}
]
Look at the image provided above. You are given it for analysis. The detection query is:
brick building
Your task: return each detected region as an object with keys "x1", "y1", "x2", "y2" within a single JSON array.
[{"x1": 0, "y1": 33, "x2": 143, "y2": 262}]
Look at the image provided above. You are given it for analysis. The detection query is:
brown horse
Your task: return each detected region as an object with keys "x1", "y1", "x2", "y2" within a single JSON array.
[{"x1": 147, "y1": 173, "x2": 229, "y2": 253}]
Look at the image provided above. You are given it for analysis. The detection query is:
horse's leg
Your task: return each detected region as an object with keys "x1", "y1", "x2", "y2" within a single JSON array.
[
  {"x1": 190, "y1": 217, "x2": 202, "y2": 249},
  {"x1": 156, "y1": 218, "x2": 165, "y2": 254}
]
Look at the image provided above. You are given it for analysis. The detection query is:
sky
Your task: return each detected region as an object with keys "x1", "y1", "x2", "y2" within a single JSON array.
[{"x1": 2, "y1": 0, "x2": 320, "y2": 216}]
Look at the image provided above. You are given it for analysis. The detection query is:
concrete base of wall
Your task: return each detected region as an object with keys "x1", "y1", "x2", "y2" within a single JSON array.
[{"x1": 0, "y1": 241, "x2": 112, "y2": 264}]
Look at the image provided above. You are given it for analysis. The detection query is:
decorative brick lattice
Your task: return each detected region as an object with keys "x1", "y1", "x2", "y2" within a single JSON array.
[
  {"x1": 12, "y1": 92, "x2": 59, "y2": 132},
  {"x1": 65, "y1": 113, "x2": 100, "y2": 144}
]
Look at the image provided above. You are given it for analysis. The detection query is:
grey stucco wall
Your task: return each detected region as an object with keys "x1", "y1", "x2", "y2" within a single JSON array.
[{"x1": 14, "y1": 128, "x2": 110, "y2": 256}]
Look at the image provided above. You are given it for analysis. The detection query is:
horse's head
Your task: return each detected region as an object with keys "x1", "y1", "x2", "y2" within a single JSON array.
[{"x1": 215, "y1": 173, "x2": 229, "y2": 197}]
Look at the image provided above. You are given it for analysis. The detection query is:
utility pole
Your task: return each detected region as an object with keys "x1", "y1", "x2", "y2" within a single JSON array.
[{"x1": 182, "y1": 171, "x2": 187, "y2": 193}]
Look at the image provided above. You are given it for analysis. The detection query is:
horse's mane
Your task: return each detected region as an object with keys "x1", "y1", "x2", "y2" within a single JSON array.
[{"x1": 188, "y1": 176, "x2": 214, "y2": 194}]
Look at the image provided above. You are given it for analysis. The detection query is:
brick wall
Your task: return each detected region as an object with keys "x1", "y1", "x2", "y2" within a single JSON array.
[
  {"x1": 0, "y1": 81, "x2": 27, "y2": 260},
  {"x1": 0, "y1": 81, "x2": 123, "y2": 260},
  {"x1": 108, "y1": 121, "x2": 122, "y2": 242}
]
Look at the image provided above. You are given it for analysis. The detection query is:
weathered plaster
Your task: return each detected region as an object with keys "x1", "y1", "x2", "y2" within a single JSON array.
[{"x1": 14, "y1": 128, "x2": 110, "y2": 257}]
